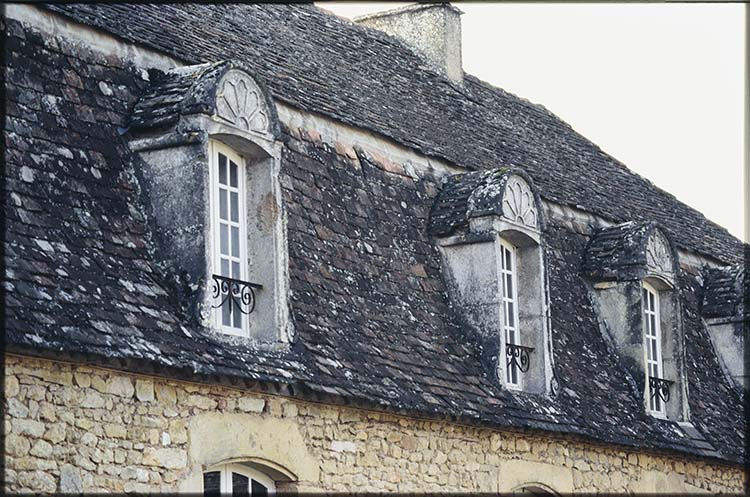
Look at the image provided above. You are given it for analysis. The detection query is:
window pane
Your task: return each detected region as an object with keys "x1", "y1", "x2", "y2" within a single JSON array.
[
  {"x1": 251, "y1": 480, "x2": 268, "y2": 497},
  {"x1": 232, "y1": 261, "x2": 240, "y2": 279},
  {"x1": 219, "y1": 154, "x2": 227, "y2": 185},
  {"x1": 221, "y1": 258, "x2": 230, "y2": 277},
  {"x1": 233, "y1": 303, "x2": 242, "y2": 329},
  {"x1": 506, "y1": 273, "x2": 513, "y2": 298},
  {"x1": 651, "y1": 341, "x2": 658, "y2": 364},
  {"x1": 231, "y1": 191, "x2": 239, "y2": 222},
  {"x1": 222, "y1": 298, "x2": 231, "y2": 326},
  {"x1": 230, "y1": 160, "x2": 238, "y2": 188},
  {"x1": 203, "y1": 471, "x2": 221, "y2": 497},
  {"x1": 504, "y1": 248, "x2": 512, "y2": 271},
  {"x1": 232, "y1": 226, "x2": 240, "y2": 257},
  {"x1": 220, "y1": 224, "x2": 229, "y2": 255},
  {"x1": 649, "y1": 291, "x2": 655, "y2": 310},
  {"x1": 507, "y1": 302, "x2": 515, "y2": 328},
  {"x1": 220, "y1": 189, "x2": 228, "y2": 220},
  {"x1": 232, "y1": 472, "x2": 250, "y2": 497}
]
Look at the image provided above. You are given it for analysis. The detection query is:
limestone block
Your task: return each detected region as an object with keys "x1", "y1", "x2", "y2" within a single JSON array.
[
  {"x1": 154, "y1": 383, "x2": 176, "y2": 405},
  {"x1": 135, "y1": 379, "x2": 154, "y2": 402},
  {"x1": 80, "y1": 390, "x2": 105, "y2": 408},
  {"x1": 29, "y1": 439, "x2": 53, "y2": 458},
  {"x1": 106, "y1": 377, "x2": 135, "y2": 398},
  {"x1": 73, "y1": 372, "x2": 91, "y2": 388},
  {"x1": 185, "y1": 395, "x2": 217, "y2": 410},
  {"x1": 5, "y1": 374, "x2": 20, "y2": 397},
  {"x1": 142, "y1": 447, "x2": 187, "y2": 469},
  {"x1": 38, "y1": 401, "x2": 57, "y2": 422},
  {"x1": 43, "y1": 423, "x2": 66, "y2": 444},
  {"x1": 12, "y1": 419, "x2": 45, "y2": 438},
  {"x1": 80, "y1": 432, "x2": 98, "y2": 447},
  {"x1": 41, "y1": 370, "x2": 73, "y2": 386},
  {"x1": 18, "y1": 470, "x2": 56, "y2": 492},
  {"x1": 104, "y1": 423, "x2": 127, "y2": 439},
  {"x1": 331, "y1": 440, "x2": 357, "y2": 453},
  {"x1": 168, "y1": 419, "x2": 188, "y2": 444},
  {"x1": 5, "y1": 433, "x2": 31, "y2": 457},
  {"x1": 90, "y1": 375, "x2": 107, "y2": 393},
  {"x1": 6, "y1": 398, "x2": 29, "y2": 418}
]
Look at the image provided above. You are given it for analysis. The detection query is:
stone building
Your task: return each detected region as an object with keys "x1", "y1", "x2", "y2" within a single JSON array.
[{"x1": 3, "y1": 3, "x2": 747, "y2": 494}]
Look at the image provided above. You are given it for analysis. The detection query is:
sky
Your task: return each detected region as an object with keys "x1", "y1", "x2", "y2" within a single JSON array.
[{"x1": 320, "y1": 2, "x2": 747, "y2": 242}]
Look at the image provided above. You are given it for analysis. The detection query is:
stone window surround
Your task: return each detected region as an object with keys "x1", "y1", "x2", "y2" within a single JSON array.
[
  {"x1": 585, "y1": 226, "x2": 690, "y2": 422},
  {"x1": 436, "y1": 172, "x2": 553, "y2": 395},
  {"x1": 128, "y1": 68, "x2": 293, "y2": 347}
]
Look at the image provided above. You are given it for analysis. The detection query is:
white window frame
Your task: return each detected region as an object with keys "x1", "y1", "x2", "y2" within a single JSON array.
[
  {"x1": 500, "y1": 238, "x2": 522, "y2": 389},
  {"x1": 204, "y1": 463, "x2": 276, "y2": 496},
  {"x1": 642, "y1": 281, "x2": 665, "y2": 416},
  {"x1": 209, "y1": 140, "x2": 249, "y2": 337}
]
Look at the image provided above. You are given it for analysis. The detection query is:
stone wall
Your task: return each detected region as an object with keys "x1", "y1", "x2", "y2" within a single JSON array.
[{"x1": 3, "y1": 355, "x2": 744, "y2": 494}]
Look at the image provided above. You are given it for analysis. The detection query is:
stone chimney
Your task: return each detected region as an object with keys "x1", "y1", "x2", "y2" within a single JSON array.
[{"x1": 355, "y1": 3, "x2": 463, "y2": 83}]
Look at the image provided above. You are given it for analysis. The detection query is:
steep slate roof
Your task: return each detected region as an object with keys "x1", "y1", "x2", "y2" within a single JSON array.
[
  {"x1": 3, "y1": 5, "x2": 745, "y2": 466},
  {"x1": 702, "y1": 264, "x2": 748, "y2": 320},
  {"x1": 43, "y1": 3, "x2": 746, "y2": 266}
]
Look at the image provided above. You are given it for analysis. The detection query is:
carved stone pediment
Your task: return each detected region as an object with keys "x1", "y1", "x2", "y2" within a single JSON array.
[
  {"x1": 428, "y1": 168, "x2": 542, "y2": 238},
  {"x1": 129, "y1": 61, "x2": 278, "y2": 140},
  {"x1": 500, "y1": 174, "x2": 539, "y2": 230},
  {"x1": 215, "y1": 69, "x2": 270, "y2": 134}
]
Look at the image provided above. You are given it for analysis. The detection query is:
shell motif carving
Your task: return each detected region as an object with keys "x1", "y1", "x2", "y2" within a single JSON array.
[
  {"x1": 215, "y1": 70, "x2": 269, "y2": 133},
  {"x1": 501, "y1": 175, "x2": 538, "y2": 229},
  {"x1": 646, "y1": 230, "x2": 674, "y2": 276}
]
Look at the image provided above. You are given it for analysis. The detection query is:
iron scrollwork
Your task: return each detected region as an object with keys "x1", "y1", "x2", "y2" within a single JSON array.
[
  {"x1": 506, "y1": 343, "x2": 534, "y2": 373},
  {"x1": 649, "y1": 376, "x2": 674, "y2": 404},
  {"x1": 210, "y1": 274, "x2": 262, "y2": 316}
]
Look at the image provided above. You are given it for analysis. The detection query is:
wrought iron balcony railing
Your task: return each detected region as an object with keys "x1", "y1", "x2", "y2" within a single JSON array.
[
  {"x1": 648, "y1": 376, "x2": 674, "y2": 404},
  {"x1": 506, "y1": 343, "x2": 534, "y2": 373},
  {"x1": 210, "y1": 274, "x2": 262, "y2": 316}
]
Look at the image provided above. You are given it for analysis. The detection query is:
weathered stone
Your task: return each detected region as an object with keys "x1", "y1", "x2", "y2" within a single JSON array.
[
  {"x1": 184, "y1": 395, "x2": 217, "y2": 410},
  {"x1": 238, "y1": 397, "x2": 265, "y2": 413},
  {"x1": 43, "y1": 424, "x2": 66, "y2": 444},
  {"x1": 5, "y1": 375, "x2": 20, "y2": 397},
  {"x1": 59, "y1": 464, "x2": 83, "y2": 493},
  {"x1": 12, "y1": 419, "x2": 45, "y2": 438},
  {"x1": 38, "y1": 402, "x2": 56, "y2": 422},
  {"x1": 80, "y1": 390, "x2": 105, "y2": 408},
  {"x1": 104, "y1": 423, "x2": 127, "y2": 439},
  {"x1": 6, "y1": 398, "x2": 29, "y2": 418},
  {"x1": 106, "y1": 376, "x2": 135, "y2": 398},
  {"x1": 154, "y1": 383, "x2": 176, "y2": 405},
  {"x1": 135, "y1": 379, "x2": 154, "y2": 402},
  {"x1": 73, "y1": 372, "x2": 91, "y2": 388},
  {"x1": 142, "y1": 447, "x2": 187, "y2": 469},
  {"x1": 18, "y1": 470, "x2": 56, "y2": 493},
  {"x1": 5, "y1": 433, "x2": 31, "y2": 457},
  {"x1": 29, "y1": 439, "x2": 53, "y2": 458}
]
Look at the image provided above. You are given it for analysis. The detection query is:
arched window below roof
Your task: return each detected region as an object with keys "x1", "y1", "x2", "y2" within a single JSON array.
[{"x1": 203, "y1": 463, "x2": 276, "y2": 497}]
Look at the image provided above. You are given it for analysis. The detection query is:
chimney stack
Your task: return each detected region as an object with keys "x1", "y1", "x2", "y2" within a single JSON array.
[{"x1": 355, "y1": 3, "x2": 463, "y2": 84}]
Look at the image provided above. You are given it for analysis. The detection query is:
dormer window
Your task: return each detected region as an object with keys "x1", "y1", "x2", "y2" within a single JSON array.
[
  {"x1": 583, "y1": 221, "x2": 689, "y2": 420},
  {"x1": 642, "y1": 282, "x2": 666, "y2": 415},
  {"x1": 428, "y1": 168, "x2": 552, "y2": 394},
  {"x1": 127, "y1": 61, "x2": 292, "y2": 346}
]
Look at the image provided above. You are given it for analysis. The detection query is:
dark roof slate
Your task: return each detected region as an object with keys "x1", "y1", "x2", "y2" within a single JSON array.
[
  {"x1": 702, "y1": 264, "x2": 748, "y2": 320},
  {"x1": 43, "y1": 3, "x2": 746, "y2": 266},
  {"x1": 427, "y1": 167, "x2": 516, "y2": 237}
]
